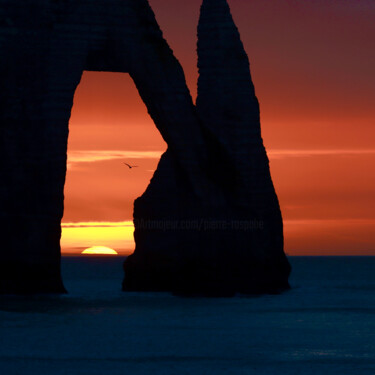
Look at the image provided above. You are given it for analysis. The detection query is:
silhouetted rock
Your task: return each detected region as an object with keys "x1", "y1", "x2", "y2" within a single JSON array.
[
  {"x1": 123, "y1": 0, "x2": 291, "y2": 296},
  {"x1": 0, "y1": 0, "x2": 290, "y2": 295}
]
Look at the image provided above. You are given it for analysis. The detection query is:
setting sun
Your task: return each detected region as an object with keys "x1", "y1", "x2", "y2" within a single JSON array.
[{"x1": 81, "y1": 246, "x2": 118, "y2": 255}]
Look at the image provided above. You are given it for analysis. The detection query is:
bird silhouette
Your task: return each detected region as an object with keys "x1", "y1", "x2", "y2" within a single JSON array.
[{"x1": 123, "y1": 162, "x2": 138, "y2": 169}]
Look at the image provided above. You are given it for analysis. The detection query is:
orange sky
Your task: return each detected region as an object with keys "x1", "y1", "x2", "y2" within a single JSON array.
[{"x1": 61, "y1": 0, "x2": 375, "y2": 256}]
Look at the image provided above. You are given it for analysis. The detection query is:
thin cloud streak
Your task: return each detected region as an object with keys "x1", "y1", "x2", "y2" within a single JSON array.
[
  {"x1": 62, "y1": 218, "x2": 375, "y2": 228},
  {"x1": 67, "y1": 149, "x2": 375, "y2": 167},
  {"x1": 68, "y1": 150, "x2": 165, "y2": 164},
  {"x1": 268, "y1": 149, "x2": 375, "y2": 159},
  {"x1": 284, "y1": 218, "x2": 375, "y2": 226}
]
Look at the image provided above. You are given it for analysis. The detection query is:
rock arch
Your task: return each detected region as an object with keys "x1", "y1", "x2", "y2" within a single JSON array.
[{"x1": 0, "y1": 0, "x2": 291, "y2": 295}]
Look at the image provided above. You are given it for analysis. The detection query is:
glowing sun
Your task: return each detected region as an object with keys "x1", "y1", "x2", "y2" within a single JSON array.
[{"x1": 81, "y1": 246, "x2": 118, "y2": 255}]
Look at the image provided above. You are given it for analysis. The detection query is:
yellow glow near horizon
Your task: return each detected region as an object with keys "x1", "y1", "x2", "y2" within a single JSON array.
[
  {"x1": 82, "y1": 246, "x2": 118, "y2": 255},
  {"x1": 61, "y1": 221, "x2": 135, "y2": 255}
]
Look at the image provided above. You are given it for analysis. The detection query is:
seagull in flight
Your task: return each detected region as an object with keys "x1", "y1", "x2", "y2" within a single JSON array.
[{"x1": 123, "y1": 162, "x2": 138, "y2": 169}]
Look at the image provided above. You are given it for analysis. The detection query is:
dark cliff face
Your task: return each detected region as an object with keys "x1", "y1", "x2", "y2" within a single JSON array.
[{"x1": 0, "y1": 0, "x2": 290, "y2": 295}]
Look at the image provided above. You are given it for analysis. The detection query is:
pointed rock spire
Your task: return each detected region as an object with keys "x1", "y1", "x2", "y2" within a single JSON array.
[
  {"x1": 195, "y1": 0, "x2": 290, "y2": 290},
  {"x1": 197, "y1": 0, "x2": 261, "y2": 158},
  {"x1": 197, "y1": 0, "x2": 271, "y2": 192}
]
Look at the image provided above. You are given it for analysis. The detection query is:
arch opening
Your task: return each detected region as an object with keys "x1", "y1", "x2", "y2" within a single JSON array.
[{"x1": 61, "y1": 71, "x2": 167, "y2": 258}]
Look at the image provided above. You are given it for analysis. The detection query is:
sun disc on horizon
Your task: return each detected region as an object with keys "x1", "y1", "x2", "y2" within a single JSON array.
[{"x1": 81, "y1": 246, "x2": 118, "y2": 255}]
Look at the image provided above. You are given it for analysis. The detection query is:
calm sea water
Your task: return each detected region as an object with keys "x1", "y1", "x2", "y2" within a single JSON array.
[{"x1": 1, "y1": 256, "x2": 375, "y2": 374}]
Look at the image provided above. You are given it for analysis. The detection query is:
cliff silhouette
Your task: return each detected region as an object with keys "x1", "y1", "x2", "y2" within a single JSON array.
[{"x1": 0, "y1": 0, "x2": 290, "y2": 295}]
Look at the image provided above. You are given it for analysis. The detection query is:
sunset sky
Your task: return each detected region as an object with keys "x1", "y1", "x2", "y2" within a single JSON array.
[{"x1": 61, "y1": 0, "x2": 375, "y2": 256}]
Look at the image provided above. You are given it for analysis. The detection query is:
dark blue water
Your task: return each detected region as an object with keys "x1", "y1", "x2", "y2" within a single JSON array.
[{"x1": 1, "y1": 257, "x2": 375, "y2": 374}]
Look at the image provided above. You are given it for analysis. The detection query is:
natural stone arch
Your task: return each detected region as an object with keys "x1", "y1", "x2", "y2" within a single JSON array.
[
  {"x1": 0, "y1": 0, "x2": 291, "y2": 296},
  {"x1": 0, "y1": 0, "x2": 208, "y2": 293}
]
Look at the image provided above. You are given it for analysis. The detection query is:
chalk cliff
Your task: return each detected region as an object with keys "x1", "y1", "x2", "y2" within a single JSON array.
[{"x1": 0, "y1": 0, "x2": 290, "y2": 295}]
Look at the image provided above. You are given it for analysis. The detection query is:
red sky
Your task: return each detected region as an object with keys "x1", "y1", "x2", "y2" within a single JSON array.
[{"x1": 61, "y1": 0, "x2": 375, "y2": 255}]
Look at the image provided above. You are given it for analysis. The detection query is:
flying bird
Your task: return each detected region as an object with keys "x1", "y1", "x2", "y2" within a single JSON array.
[{"x1": 123, "y1": 162, "x2": 138, "y2": 169}]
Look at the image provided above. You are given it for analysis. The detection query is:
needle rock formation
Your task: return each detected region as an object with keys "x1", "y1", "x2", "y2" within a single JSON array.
[
  {"x1": 123, "y1": 0, "x2": 291, "y2": 296},
  {"x1": 0, "y1": 0, "x2": 290, "y2": 295}
]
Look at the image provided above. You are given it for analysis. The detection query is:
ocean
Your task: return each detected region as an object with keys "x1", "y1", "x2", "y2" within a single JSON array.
[{"x1": 1, "y1": 256, "x2": 375, "y2": 374}]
